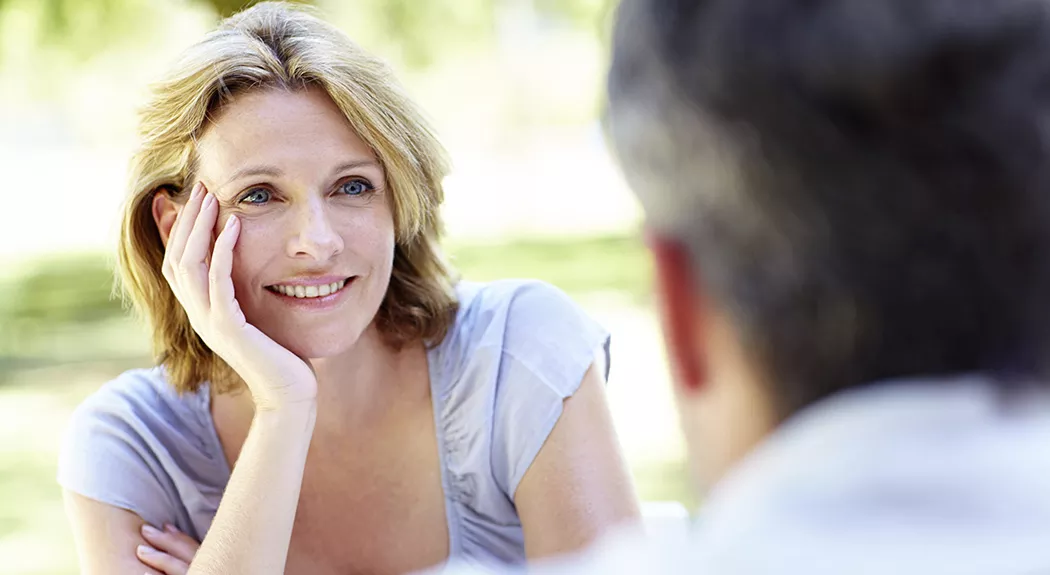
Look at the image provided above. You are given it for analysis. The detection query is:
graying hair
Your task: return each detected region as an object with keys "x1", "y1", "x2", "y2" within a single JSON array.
[{"x1": 603, "y1": 0, "x2": 1050, "y2": 416}]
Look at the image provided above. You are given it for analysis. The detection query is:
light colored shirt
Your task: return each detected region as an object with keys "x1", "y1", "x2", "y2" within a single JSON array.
[
  {"x1": 438, "y1": 375, "x2": 1050, "y2": 574},
  {"x1": 57, "y1": 279, "x2": 611, "y2": 567}
]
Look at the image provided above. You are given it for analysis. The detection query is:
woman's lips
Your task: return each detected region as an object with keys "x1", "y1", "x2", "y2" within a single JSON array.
[{"x1": 264, "y1": 276, "x2": 355, "y2": 308}]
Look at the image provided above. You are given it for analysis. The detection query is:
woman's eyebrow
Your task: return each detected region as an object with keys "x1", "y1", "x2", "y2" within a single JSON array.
[
  {"x1": 328, "y1": 160, "x2": 382, "y2": 177},
  {"x1": 219, "y1": 159, "x2": 382, "y2": 191},
  {"x1": 221, "y1": 165, "x2": 283, "y2": 189}
]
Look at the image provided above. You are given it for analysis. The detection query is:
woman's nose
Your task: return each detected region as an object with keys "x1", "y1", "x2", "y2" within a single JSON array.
[{"x1": 287, "y1": 200, "x2": 344, "y2": 261}]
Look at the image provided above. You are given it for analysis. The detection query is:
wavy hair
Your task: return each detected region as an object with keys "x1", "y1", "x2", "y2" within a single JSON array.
[{"x1": 117, "y1": 1, "x2": 458, "y2": 394}]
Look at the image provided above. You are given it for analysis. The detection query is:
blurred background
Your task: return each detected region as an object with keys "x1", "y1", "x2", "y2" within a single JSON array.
[{"x1": 0, "y1": 0, "x2": 689, "y2": 572}]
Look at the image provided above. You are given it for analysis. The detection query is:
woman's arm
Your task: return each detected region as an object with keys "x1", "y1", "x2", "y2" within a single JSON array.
[
  {"x1": 514, "y1": 361, "x2": 642, "y2": 559},
  {"x1": 63, "y1": 492, "x2": 170, "y2": 575},
  {"x1": 154, "y1": 183, "x2": 319, "y2": 574},
  {"x1": 62, "y1": 405, "x2": 314, "y2": 575},
  {"x1": 187, "y1": 404, "x2": 315, "y2": 573}
]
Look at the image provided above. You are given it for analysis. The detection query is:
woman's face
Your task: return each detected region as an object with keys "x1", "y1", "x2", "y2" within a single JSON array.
[{"x1": 194, "y1": 87, "x2": 395, "y2": 360}]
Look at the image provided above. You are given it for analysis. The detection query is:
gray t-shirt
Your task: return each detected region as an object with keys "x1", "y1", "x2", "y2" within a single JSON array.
[{"x1": 57, "y1": 279, "x2": 610, "y2": 567}]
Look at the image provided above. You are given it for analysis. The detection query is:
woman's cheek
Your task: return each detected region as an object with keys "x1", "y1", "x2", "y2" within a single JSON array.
[
  {"x1": 228, "y1": 217, "x2": 271, "y2": 294},
  {"x1": 233, "y1": 213, "x2": 281, "y2": 252}
]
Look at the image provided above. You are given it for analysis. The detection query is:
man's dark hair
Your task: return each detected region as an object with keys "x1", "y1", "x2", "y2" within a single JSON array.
[{"x1": 606, "y1": 0, "x2": 1050, "y2": 418}]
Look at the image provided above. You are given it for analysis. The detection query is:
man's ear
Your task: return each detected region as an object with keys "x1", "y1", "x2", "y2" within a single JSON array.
[
  {"x1": 152, "y1": 190, "x2": 181, "y2": 248},
  {"x1": 646, "y1": 231, "x2": 707, "y2": 394}
]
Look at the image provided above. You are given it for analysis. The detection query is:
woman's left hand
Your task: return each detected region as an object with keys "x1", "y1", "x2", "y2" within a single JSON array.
[{"x1": 137, "y1": 523, "x2": 200, "y2": 575}]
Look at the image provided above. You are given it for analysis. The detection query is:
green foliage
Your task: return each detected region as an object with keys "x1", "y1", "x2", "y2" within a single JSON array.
[
  {"x1": 204, "y1": 0, "x2": 313, "y2": 17},
  {"x1": 0, "y1": 252, "x2": 127, "y2": 366},
  {"x1": 0, "y1": 0, "x2": 155, "y2": 61},
  {"x1": 0, "y1": 252, "x2": 121, "y2": 327},
  {"x1": 0, "y1": 0, "x2": 612, "y2": 69},
  {"x1": 449, "y1": 234, "x2": 651, "y2": 301},
  {"x1": 340, "y1": 0, "x2": 497, "y2": 69}
]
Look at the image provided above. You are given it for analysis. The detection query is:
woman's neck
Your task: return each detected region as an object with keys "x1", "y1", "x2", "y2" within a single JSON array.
[
  {"x1": 212, "y1": 323, "x2": 431, "y2": 437},
  {"x1": 306, "y1": 323, "x2": 430, "y2": 430}
]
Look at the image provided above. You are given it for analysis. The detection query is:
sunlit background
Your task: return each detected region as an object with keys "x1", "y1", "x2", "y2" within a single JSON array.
[{"x1": 0, "y1": 1, "x2": 689, "y2": 572}]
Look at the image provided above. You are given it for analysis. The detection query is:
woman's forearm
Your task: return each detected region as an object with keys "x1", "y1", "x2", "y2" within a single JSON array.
[{"x1": 188, "y1": 402, "x2": 316, "y2": 575}]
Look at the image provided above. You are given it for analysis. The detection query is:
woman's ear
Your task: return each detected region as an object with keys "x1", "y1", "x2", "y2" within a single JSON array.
[
  {"x1": 646, "y1": 231, "x2": 707, "y2": 394},
  {"x1": 152, "y1": 190, "x2": 180, "y2": 248}
]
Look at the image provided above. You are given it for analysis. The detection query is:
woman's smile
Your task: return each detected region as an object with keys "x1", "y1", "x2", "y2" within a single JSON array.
[{"x1": 264, "y1": 276, "x2": 356, "y2": 310}]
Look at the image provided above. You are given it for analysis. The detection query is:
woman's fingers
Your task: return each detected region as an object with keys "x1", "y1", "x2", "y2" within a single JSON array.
[
  {"x1": 141, "y1": 523, "x2": 200, "y2": 563},
  {"x1": 137, "y1": 544, "x2": 189, "y2": 575},
  {"x1": 164, "y1": 182, "x2": 205, "y2": 268},
  {"x1": 179, "y1": 191, "x2": 219, "y2": 282},
  {"x1": 139, "y1": 523, "x2": 199, "y2": 574},
  {"x1": 162, "y1": 185, "x2": 219, "y2": 326},
  {"x1": 209, "y1": 214, "x2": 245, "y2": 328}
]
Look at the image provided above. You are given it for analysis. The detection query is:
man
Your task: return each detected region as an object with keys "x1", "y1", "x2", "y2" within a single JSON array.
[{"x1": 440, "y1": 0, "x2": 1050, "y2": 572}]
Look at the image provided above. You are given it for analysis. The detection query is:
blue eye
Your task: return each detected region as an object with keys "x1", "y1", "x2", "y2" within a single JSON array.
[
  {"x1": 339, "y1": 179, "x2": 373, "y2": 196},
  {"x1": 241, "y1": 188, "x2": 271, "y2": 204}
]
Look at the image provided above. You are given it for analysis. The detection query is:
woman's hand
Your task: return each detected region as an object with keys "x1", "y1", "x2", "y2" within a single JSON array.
[
  {"x1": 138, "y1": 524, "x2": 200, "y2": 575},
  {"x1": 157, "y1": 183, "x2": 317, "y2": 574},
  {"x1": 162, "y1": 182, "x2": 317, "y2": 411}
]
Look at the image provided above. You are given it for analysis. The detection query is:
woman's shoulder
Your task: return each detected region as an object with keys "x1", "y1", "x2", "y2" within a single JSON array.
[
  {"x1": 57, "y1": 369, "x2": 223, "y2": 535},
  {"x1": 444, "y1": 278, "x2": 608, "y2": 358},
  {"x1": 68, "y1": 366, "x2": 209, "y2": 434},
  {"x1": 431, "y1": 279, "x2": 611, "y2": 539},
  {"x1": 59, "y1": 366, "x2": 216, "y2": 469},
  {"x1": 434, "y1": 278, "x2": 610, "y2": 397},
  {"x1": 57, "y1": 366, "x2": 222, "y2": 533}
]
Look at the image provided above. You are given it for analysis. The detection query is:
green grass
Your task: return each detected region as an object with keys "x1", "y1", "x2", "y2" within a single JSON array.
[{"x1": 449, "y1": 233, "x2": 652, "y2": 302}]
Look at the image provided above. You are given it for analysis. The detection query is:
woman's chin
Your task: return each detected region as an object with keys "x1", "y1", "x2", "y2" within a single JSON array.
[
  {"x1": 272, "y1": 332, "x2": 362, "y2": 361},
  {"x1": 245, "y1": 309, "x2": 377, "y2": 361}
]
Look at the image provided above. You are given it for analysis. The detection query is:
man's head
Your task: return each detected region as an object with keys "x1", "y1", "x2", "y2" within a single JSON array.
[{"x1": 605, "y1": 0, "x2": 1050, "y2": 488}]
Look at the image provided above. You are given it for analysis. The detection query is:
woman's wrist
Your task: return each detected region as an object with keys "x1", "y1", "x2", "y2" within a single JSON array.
[
  {"x1": 248, "y1": 380, "x2": 319, "y2": 415},
  {"x1": 189, "y1": 397, "x2": 315, "y2": 575},
  {"x1": 252, "y1": 400, "x2": 317, "y2": 439}
]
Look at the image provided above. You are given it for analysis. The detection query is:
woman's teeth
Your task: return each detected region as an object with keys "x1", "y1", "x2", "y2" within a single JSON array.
[{"x1": 269, "y1": 279, "x2": 347, "y2": 298}]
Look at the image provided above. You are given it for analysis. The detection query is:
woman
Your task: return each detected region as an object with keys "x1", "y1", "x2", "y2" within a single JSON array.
[{"x1": 57, "y1": 3, "x2": 639, "y2": 574}]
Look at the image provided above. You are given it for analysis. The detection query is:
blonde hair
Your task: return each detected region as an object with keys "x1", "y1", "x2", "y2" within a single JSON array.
[{"x1": 117, "y1": 1, "x2": 458, "y2": 394}]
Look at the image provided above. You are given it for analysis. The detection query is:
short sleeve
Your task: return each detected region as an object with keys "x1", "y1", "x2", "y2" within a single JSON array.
[
  {"x1": 57, "y1": 371, "x2": 188, "y2": 530},
  {"x1": 488, "y1": 281, "x2": 611, "y2": 499}
]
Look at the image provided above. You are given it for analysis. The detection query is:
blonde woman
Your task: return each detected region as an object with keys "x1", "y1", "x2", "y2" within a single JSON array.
[{"x1": 57, "y1": 3, "x2": 639, "y2": 574}]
